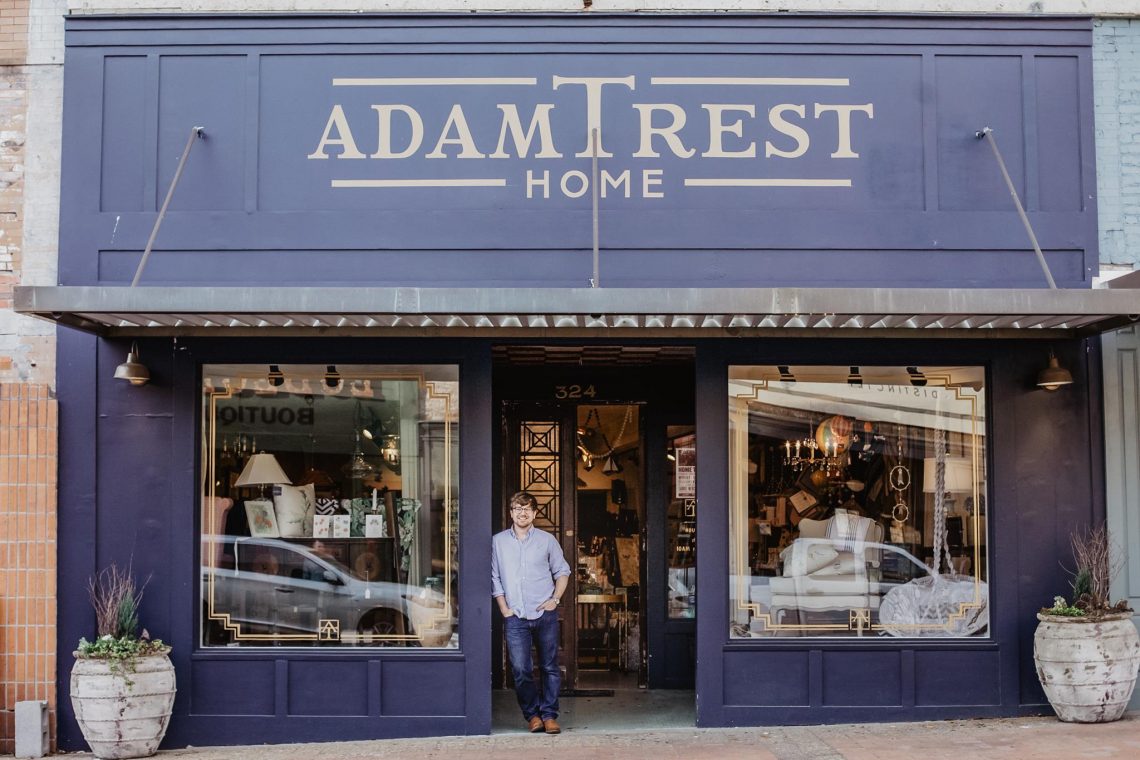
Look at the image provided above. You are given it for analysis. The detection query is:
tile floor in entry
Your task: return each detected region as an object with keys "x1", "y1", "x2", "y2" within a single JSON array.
[{"x1": 492, "y1": 675, "x2": 696, "y2": 733}]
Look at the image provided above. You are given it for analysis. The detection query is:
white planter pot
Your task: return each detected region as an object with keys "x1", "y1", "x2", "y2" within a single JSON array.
[
  {"x1": 70, "y1": 651, "x2": 176, "y2": 759},
  {"x1": 1034, "y1": 612, "x2": 1140, "y2": 723}
]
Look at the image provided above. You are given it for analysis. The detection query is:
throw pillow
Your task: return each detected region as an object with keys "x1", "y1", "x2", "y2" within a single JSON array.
[
  {"x1": 273, "y1": 483, "x2": 315, "y2": 537},
  {"x1": 780, "y1": 540, "x2": 839, "y2": 577}
]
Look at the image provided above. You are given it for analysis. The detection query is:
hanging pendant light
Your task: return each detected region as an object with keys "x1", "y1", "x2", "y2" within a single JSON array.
[
  {"x1": 602, "y1": 454, "x2": 622, "y2": 476},
  {"x1": 1037, "y1": 351, "x2": 1073, "y2": 392},
  {"x1": 113, "y1": 342, "x2": 150, "y2": 386}
]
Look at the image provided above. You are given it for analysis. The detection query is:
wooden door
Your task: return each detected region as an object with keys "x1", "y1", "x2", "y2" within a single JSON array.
[{"x1": 501, "y1": 401, "x2": 579, "y2": 688}]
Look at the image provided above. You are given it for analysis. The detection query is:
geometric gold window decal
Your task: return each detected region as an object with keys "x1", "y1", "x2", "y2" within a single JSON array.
[{"x1": 318, "y1": 619, "x2": 341, "y2": 641}]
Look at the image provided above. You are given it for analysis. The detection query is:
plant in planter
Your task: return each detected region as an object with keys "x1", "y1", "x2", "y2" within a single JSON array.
[
  {"x1": 71, "y1": 565, "x2": 176, "y2": 759},
  {"x1": 1034, "y1": 525, "x2": 1140, "y2": 723}
]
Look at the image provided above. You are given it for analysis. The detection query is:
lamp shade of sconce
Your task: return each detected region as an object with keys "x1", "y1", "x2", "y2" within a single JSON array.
[
  {"x1": 323, "y1": 364, "x2": 341, "y2": 390},
  {"x1": 922, "y1": 457, "x2": 974, "y2": 494},
  {"x1": 1037, "y1": 353, "x2": 1074, "y2": 392},
  {"x1": 907, "y1": 366, "x2": 927, "y2": 387},
  {"x1": 113, "y1": 342, "x2": 150, "y2": 386},
  {"x1": 846, "y1": 365, "x2": 863, "y2": 387},
  {"x1": 267, "y1": 365, "x2": 285, "y2": 387},
  {"x1": 235, "y1": 452, "x2": 291, "y2": 488}
]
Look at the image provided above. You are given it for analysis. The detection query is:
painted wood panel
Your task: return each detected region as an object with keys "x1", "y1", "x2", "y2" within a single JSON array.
[{"x1": 60, "y1": 15, "x2": 1098, "y2": 289}]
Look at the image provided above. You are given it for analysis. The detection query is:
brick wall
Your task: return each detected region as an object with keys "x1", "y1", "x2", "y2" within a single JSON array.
[
  {"x1": 1095, "y1": 19, "x2": 1140, "y2": 269},
  {"x1": 1, "y1": 2, "x2": 58, "y2": 752},
  {"x1": 0, "y1": 383, "x2": 57, "y2": 755}
]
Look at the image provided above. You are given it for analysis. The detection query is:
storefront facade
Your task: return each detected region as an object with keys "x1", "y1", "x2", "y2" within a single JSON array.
[{"x1": 18, "y1": 12, "x2": 1140, "y2": 750}]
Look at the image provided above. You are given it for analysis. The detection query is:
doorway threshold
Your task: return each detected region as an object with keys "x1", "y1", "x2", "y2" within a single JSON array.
[{"x1": 492, "y1": 678, "x2": 695, "y2": 734}]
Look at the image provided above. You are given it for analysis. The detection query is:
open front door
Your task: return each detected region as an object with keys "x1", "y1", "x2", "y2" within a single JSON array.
[{"x1": 501, "y1": 401, "x2": 579, "y2": 689}]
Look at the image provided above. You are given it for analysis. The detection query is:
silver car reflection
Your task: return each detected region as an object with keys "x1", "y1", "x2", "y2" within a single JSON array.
[{"x1": 201, "y1": 536, "x2": 454, "y2": 647}]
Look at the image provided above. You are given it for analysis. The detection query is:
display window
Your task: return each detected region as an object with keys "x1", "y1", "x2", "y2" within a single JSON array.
[
  {"x1": 728, "y1": 366, "x2": 988, "y2": 639},
  {"x1": 200, "y1": 364, "x2": 458, "y2": 648}
]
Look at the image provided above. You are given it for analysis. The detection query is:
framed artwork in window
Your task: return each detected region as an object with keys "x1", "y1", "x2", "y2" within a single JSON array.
[{"x1": 244, "y1": 499, "x2": 280, "y2": 537}]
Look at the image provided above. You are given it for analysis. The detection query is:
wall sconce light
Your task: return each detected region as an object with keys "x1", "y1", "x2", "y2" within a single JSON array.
[
  {"x1": 113, "y1": 342, "x2": 150, "y2": 386},
  {"x1": 846, "y1": 366, "x2": 863, "y2": 387},
  {"x1": 267, "y1": 365, "x2": 285, "y2": 387},
  {"x1": 323, "y1": 365, "x2": 341, "y2": 390},
  {"x1": 778, "y1": 365, "x2": 796, "y2": 383},
  {"x1": 907, "y1": 366, "x2": 927, "y2": 387},
  {"x1": 1037, "y1": 351, "x2": 1073, "y2": 392}
]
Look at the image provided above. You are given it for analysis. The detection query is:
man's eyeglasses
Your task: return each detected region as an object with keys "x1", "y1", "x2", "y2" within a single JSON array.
[{"x1": 511, "y1": 506, "x2": 536, "y2": 513}]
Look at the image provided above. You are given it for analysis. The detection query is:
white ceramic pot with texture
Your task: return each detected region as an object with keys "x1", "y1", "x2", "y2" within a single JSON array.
[
  {"x1": 1034, "y1": 611, "x2": 1140, "y2": 723},
  {"x1": 70, "y1": 651, "x2": 176, "y2": 758}
]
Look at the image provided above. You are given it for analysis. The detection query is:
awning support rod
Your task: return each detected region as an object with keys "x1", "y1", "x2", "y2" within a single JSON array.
[
  {"x1": 131, "y1": 126, "x2": 205, "y2": 287},
  {"x1": 590, "y1": 127, "x2": 600, "y2": 288},
  {"x1": 975, "y1": 126, "x2": 1057, "y2": 290}
]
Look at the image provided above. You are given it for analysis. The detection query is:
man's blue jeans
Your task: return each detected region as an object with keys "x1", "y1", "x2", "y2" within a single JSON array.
[{"x1": 504, "y1": 609, "x2": 561, "y2": 720}]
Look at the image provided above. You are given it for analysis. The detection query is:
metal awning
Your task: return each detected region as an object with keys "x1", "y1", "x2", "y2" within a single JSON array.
[{"x1": 14, "y1": 285, "x2": 1140, "y2": 338}]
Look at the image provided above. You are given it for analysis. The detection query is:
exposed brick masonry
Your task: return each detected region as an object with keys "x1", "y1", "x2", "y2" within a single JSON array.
[{"x1": 0, "y1": 383, "x2": 57, "y2": 755}]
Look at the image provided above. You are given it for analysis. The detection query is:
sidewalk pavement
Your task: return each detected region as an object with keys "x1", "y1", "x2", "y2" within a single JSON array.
[{"x1": 52, "y1": 713, "x2": 1140, "y2": 759}]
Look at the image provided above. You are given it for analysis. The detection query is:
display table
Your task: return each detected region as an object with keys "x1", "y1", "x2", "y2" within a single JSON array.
[{"x1": 576, "y1": 590, "x2": 627, "y2": 670}]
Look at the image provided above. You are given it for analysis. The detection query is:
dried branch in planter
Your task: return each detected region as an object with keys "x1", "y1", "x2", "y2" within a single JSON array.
[
  {"x1": 1068, "y1": 524, "x2": 1126, "y2": 614},
  {"x1": 88, "y1": 564, "x2": 146, "y2": 639}
]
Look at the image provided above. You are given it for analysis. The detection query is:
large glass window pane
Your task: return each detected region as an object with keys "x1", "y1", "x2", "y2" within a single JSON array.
[
  {"x1": 666, "y1": 427, "x2": 696, "y2": 619},
  {"x1": 201, "y1": 364, "x2": 458, "y2": 648},
  {"x1": 728, "y1": 366, "x2": 988, "y2": 639}
]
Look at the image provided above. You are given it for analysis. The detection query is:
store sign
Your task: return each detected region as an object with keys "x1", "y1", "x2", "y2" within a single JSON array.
[{"x1": 304, "y1": 75, "x2": 874, "y2": 200}]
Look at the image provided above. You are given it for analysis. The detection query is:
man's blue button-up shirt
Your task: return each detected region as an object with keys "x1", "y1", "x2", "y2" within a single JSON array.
[{"x1": 491, "y1": 526, "x2": 571, "y2": 620}]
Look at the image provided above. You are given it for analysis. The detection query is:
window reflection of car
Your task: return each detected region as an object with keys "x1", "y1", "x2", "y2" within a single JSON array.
[
  {"x1": 768, "y1": 538, "x2": 937, "y2": 614},
  {"x1": 764, "y1": 537, "x2": 987, "y2": 636},
  {"x1": 201, "y1": 536, "x2": 451, "y2": 646}
]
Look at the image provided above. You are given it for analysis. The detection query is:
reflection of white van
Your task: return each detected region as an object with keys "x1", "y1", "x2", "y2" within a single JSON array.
[{"x1": 201, "y1": 536, "x2": 453, "y2": 647}]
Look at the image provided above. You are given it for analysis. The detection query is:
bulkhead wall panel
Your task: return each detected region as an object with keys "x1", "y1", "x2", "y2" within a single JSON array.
[{"x1": 59, "y1": 14, "x2": 1097, "y2": 289}]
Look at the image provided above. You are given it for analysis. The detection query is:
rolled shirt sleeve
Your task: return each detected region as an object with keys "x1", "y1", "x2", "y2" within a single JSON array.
[{"x1": 549, "y1": 537, "x2": 571, "y2": 580}]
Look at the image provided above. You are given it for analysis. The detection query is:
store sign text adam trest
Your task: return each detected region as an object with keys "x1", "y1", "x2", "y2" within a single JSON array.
[{"x1": 306, "y1": 75, "x2": 874, "y2": 199}]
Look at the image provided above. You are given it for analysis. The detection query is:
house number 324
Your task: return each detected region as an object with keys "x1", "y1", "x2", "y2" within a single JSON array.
[{"x1": 554, "y1": 384, "x2": 597, "y2": 399}]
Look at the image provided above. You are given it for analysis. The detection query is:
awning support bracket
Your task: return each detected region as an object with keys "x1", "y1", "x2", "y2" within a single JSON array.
[
  {"x1": 975, "y1": 126, "x2": 1057, "y2": 290},
  {"x1": 131, "y1": 126, "x2": 206, "y2": 287}
]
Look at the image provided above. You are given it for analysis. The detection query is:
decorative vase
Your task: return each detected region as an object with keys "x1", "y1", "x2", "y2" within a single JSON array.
[
  {"x1": 70, "y1": 651, "x2": 176, "y2": 759},
  {"x1": 1034, "y1": 612, "x2": 1140, "y2": 723}
]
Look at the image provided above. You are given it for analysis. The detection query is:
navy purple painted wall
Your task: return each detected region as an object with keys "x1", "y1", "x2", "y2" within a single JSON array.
[
  {"x1": 53, "y1": 13, "x2": 1106, "y2": 749},
  {"x1": 60, "y1": 14, "x2": 1096, "y2": 290},
  {"x1": 56, "y1": 334, "x2": 493, "y2": 749},
  {"x1": 694, "y1": 337, "x2": 1104, "y2": 724}
]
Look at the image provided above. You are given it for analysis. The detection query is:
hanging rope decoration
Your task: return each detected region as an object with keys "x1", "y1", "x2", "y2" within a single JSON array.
[
  {"x1": 888, "y1": 426, "x2": 911, "y2": 523},
  {"x1": 932, "y1": 428, "x2": 954, "y2": 576}
]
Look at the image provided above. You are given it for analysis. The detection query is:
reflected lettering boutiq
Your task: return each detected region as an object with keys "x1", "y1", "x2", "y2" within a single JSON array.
[{"x1": 44, "y1": 13, "x2": 1121, "y2": 752}]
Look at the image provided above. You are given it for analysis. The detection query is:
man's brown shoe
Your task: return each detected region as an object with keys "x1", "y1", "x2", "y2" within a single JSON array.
[
  {"x1": 527, "y1": 716, "x2": 544, "y2": 733},
  {"x1": 543, "y1": 717, "x2": 561, "y2": 734}
]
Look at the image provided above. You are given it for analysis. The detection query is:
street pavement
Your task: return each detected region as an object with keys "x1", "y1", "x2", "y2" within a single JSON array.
[{"x1": 48, "y1": 713, "x2": 1140, "y2": 759}]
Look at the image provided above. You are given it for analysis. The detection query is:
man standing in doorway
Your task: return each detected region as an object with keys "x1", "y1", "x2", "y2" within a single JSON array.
[{"x1": 492, "y1": 491, "x2": 571, "y2": 735}]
